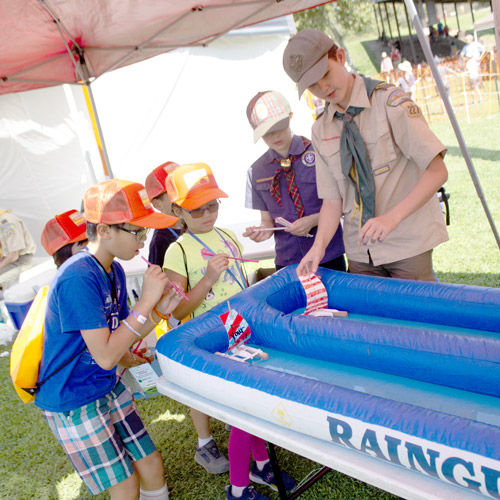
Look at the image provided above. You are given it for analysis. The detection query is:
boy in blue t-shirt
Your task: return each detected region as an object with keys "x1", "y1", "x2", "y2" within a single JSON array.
[{"x1": 35, "y1": 179, "x2": 182, "y2": 499}]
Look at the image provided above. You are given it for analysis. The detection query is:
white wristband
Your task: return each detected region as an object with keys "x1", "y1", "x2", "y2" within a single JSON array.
[
  {"x1": 130, "y1": 309, "x2": 147, "y2": 325},
  {"x1": 122, "y1": 319, "x2": 141, "y2": 337}
]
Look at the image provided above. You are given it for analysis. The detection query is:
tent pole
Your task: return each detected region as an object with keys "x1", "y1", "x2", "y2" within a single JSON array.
[
  {"x1": 402, "y1": 0, "x2": 500, "y2": 252},
  {"x1": 493, "y1": 0, "x2": 500, "y2": 65},
  {"x1": 82, "y1": 83, "x2": 114, "y2": 179}
]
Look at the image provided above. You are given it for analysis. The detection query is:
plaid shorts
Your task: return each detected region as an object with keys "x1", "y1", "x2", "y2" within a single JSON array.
[{"x1": 43, "y1": 380, "x2": 157, "y2": 495}]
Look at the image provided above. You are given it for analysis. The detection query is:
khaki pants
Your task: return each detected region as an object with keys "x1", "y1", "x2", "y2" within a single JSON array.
[
  {"x1": 348, "y1": 250, "x2": 436, "y2": 282},
  {"x1": 0, "y1": 254, "x2": 33, "y2": 290}
]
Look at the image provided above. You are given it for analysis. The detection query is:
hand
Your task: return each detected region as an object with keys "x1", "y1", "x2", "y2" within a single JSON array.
[
  {"x1": 286, "y1": 216, "x2": 315, "y2": 237},
  {"x1": 155, "y1": 286, "x2": 183, "y2": 317},
  {"x1": 118, "y1": 349, "x2": 150, "y2": 369},
  {"x1": 133, "y1": 346, "x2": 155, "y2": 364},
  {"x1": 358, "y1": 213, "x2": 399, "y2": 246},
  {"x1": 296, "y1": 246, "x2": 325, "y2": 276},
  {"x1": 243, "y1": 226, "x2": 273, "y2": 242},
  {"x1": 205, "y1": 254, "x2": 229, "y2": 285},
  {"x1": 141, "y1": 264, "x2": 170, "y2": 307}
]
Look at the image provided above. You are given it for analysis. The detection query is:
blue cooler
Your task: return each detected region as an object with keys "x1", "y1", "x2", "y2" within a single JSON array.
[{"x1": 4, "y1": 268, "x2": 57, "y2": 330}]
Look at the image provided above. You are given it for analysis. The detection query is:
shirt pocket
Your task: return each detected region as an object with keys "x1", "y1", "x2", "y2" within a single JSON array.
[
  {"x1": 362, "y1": 118, "x2": 397, "y2": 176},
  {"x1": 318, "y1": 140, "x2": 355, "y2": 214},
  {"x1": 255, "y1": 177, "x2": 273, "y2": 193}
]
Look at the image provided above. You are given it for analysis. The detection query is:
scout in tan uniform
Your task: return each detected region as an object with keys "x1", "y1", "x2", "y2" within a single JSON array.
[
  {"x1": 283, "y1": 29, "x2": 449, "y2": 281},
  {"x1": 0, "y1": 209, "x2": 36, "y2": 291}
]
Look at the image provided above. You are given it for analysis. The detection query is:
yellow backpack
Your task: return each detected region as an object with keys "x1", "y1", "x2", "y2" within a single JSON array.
[
  {"x1": 10, "y1": 286, "x2": 49, "y2": 403},
  {"x1": 10, "y1": 286, "x2": 86, "y2": 403}
]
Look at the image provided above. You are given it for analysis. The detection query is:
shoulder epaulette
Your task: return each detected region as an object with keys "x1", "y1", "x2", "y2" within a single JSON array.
[{"x1": 375, "y1": 82, "x2": 394, "y2": 91}]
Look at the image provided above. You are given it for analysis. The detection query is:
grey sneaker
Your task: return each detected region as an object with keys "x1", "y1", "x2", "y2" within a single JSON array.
[{"x1": 194, "y1": 439, "x2": 229, "y2": 474}]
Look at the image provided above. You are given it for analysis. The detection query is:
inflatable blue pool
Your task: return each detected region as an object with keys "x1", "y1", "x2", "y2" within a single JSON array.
[{"x1": 156, "y1": 266, "x2": 500, "y2": 499}]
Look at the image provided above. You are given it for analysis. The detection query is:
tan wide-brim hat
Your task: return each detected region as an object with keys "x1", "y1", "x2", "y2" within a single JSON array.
[{"x1": 398, "y1": 60, "x2": 413, "y2": 72}]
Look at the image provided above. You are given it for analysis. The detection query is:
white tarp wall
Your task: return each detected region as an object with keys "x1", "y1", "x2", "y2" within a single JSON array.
[
  {"x1": 0, "y1": 85, "x2": 101, "y2": 257},
  {"x1": 0, "y1": 16, "x2": 313, "y2": 256}
]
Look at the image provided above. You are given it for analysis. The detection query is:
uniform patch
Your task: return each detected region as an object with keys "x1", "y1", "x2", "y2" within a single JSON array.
[
  {"x1": 403, "y1": 102, "x2": 422, "y2": 117},
  {"x1": 387, "y1": 88, "x2": 412, "y2": 107},
  {"x1": 302, "y1": 151, "x2": 315, "y2": 167},
  {"x1": 373, "y1": 164, "x2": 390, "y2": 176}
]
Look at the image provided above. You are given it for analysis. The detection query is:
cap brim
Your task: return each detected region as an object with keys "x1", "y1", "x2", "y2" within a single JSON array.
[
  {"x1": 180, "y1": 188, "x2": 229, "y2": 210},
  {"x1": 253, "y1": 117, "x2": 290, "y2": 143},
  {"x1": 297, "y1": 53, "x2": 329, "y2": 98},
  {"x1": 131, "y1": 212, "x2": 179, "y2": 229}
]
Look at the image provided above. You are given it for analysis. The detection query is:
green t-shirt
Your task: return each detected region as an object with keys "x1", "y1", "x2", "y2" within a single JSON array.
[{"x1": 163, "y1": 228, "x2": 245, "y2": 317}]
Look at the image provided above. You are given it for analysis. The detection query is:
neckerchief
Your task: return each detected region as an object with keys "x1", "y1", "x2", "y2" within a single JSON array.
[
  {"x1": 269, "y1": 137, "x2": 311, "y2": 218},
  {"x1": 331, "y1": 76, "x2": 383, "y2": 226}
]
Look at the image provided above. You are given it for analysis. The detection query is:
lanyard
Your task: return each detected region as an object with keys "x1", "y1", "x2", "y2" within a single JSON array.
[
  {"x1": 187, "y1": 229, "x2": 246, "y2": 290},
  {"x1": 84, "y1": 250, "x2": 120, "y2": 329},
  {"x1": 167, "y1": 227, "x2": 179, "y2": 238}
]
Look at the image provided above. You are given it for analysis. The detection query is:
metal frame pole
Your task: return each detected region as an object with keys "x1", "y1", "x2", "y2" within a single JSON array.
[{"x1": 402, "y1": 0, "x2": 500, "y2": 252}]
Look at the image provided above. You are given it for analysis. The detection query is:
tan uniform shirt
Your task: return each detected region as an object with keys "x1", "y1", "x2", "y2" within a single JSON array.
[
  {"x1": 313, "y1": 75, "x2": 449, "y2": 266},
  {"x1": 0, "y1": 211, "x2": 36, "y2": 257}
]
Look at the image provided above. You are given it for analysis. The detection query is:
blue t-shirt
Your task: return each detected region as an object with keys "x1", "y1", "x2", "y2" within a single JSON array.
[{"x1": 35, "y1": 252, "x2": 129, "y2": 412}]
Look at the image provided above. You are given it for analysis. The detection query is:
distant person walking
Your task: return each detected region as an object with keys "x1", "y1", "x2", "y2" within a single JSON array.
[
  {"x1": 380, "y1": 52, "x2": 393, "y2": 82},
  {"x1": 461, "y1": 34, "x2": 485, "y2": 104},
  {"x1": 398, "y1": 60, "x2": 417, "y2": 101}
]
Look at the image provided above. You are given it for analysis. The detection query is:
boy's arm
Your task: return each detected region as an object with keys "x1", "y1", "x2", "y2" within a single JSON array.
[
  {"x1": 81, "y1": 265, "x2": 181, "y2": 370},
  {"x1": 0, "y1": 249, "x2": 19, "y2": 270},
  {"x1": 358, "y1": 154, "x2": 448, "y2": 245},
  {"x1": 165, "y1": 254, "x2": 229, "y2": 320},
  {"x1": 296, "y1": 198, "x2": 343, "y2": 275}
]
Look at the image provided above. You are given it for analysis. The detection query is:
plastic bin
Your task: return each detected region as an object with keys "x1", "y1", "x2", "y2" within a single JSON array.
[{"x1": 4, "y1": 268, "x2": 57, "y2": 330}]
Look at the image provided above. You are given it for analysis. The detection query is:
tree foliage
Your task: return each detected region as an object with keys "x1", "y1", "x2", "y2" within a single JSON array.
[{"x1": 294, "y1": 0, "x2": 374, "y2": 38}]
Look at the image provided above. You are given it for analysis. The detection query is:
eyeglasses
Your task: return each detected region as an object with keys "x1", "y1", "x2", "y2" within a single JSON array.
[
  {"x1": 184, "y1": 200, "x2": 220, "y2": 219},
  {"x1": 114, "y1": 225, "x2": 150, "y2": 241}
]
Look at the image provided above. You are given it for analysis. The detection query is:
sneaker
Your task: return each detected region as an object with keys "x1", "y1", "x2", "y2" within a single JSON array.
[
  {"x1": 225, "y1": 485, "x2": 271, "y2": 500},
  {"x1": 249, "y1": 461, "x2": 296, "y2": 492},
  {"x1": 194, "y1": 439, "x2": 229, "y2": 474}
]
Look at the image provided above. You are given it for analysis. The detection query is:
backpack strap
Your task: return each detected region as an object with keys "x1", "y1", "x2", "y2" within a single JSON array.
[
  {"x1": 175, "y1": 241, "x2": 190, "y2": 292},
  {"x1": 29, "y1": 344, "x2": 87, "y2": 396}
]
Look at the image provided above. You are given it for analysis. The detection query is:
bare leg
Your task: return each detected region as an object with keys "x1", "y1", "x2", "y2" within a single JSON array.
[
  {"x1": 109, "y1": 472, "x2": 140, "y2": 500},
  {"x1": 133, "y1": 450, "x2": 166, "y2": 491},
  {"x1": 190, "y1": 407, "x2": 211, "y2": 438}
]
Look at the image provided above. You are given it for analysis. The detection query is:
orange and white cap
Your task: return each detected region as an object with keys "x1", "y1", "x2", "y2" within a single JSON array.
[
  {"x1": 41, "y1": 210, "x2": 87, "y2": 255},
  {"x1": 145, "y1": 161, "x2": 179, "y2": 201},
  {"x1": 83, "y1": 179, "x2": 178, "y2": 228},
  {"x1": 165, "y1": 163, "x2": 228, "y2": 210}
]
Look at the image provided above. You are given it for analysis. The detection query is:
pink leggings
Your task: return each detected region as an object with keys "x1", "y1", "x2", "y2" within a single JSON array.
[{"x1": 229, "y1": 427, "x2": 269, "y2": 487}]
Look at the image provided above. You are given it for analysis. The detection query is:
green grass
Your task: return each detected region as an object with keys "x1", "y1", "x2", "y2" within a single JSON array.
[{"x1": 1, "y1": 108, "x2": 499, "y2": 498}]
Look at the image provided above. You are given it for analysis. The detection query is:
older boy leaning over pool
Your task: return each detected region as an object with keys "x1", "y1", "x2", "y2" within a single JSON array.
[{"x1": 283, "y1": 29, "x2": 448, "y2": 281}]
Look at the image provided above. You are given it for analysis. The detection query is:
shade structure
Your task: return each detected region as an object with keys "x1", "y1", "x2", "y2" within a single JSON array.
[{"x1": 0, "y1": 0, "x2": 334, "y2": 95}]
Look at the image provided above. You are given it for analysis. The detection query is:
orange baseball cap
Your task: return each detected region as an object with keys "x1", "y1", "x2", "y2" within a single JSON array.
[
  {"x1": 145, "y1": 161, "x2": 179, "y2": 201},
  {"x1": 41, "y1": 210, "x2": 87, "y2": 256},
  {"x1": 83, "y1": 179, "x2": 179, "y2": 228},
  {"x1": 165, "y1": 163, "x2": 228, "y2": 210}
]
